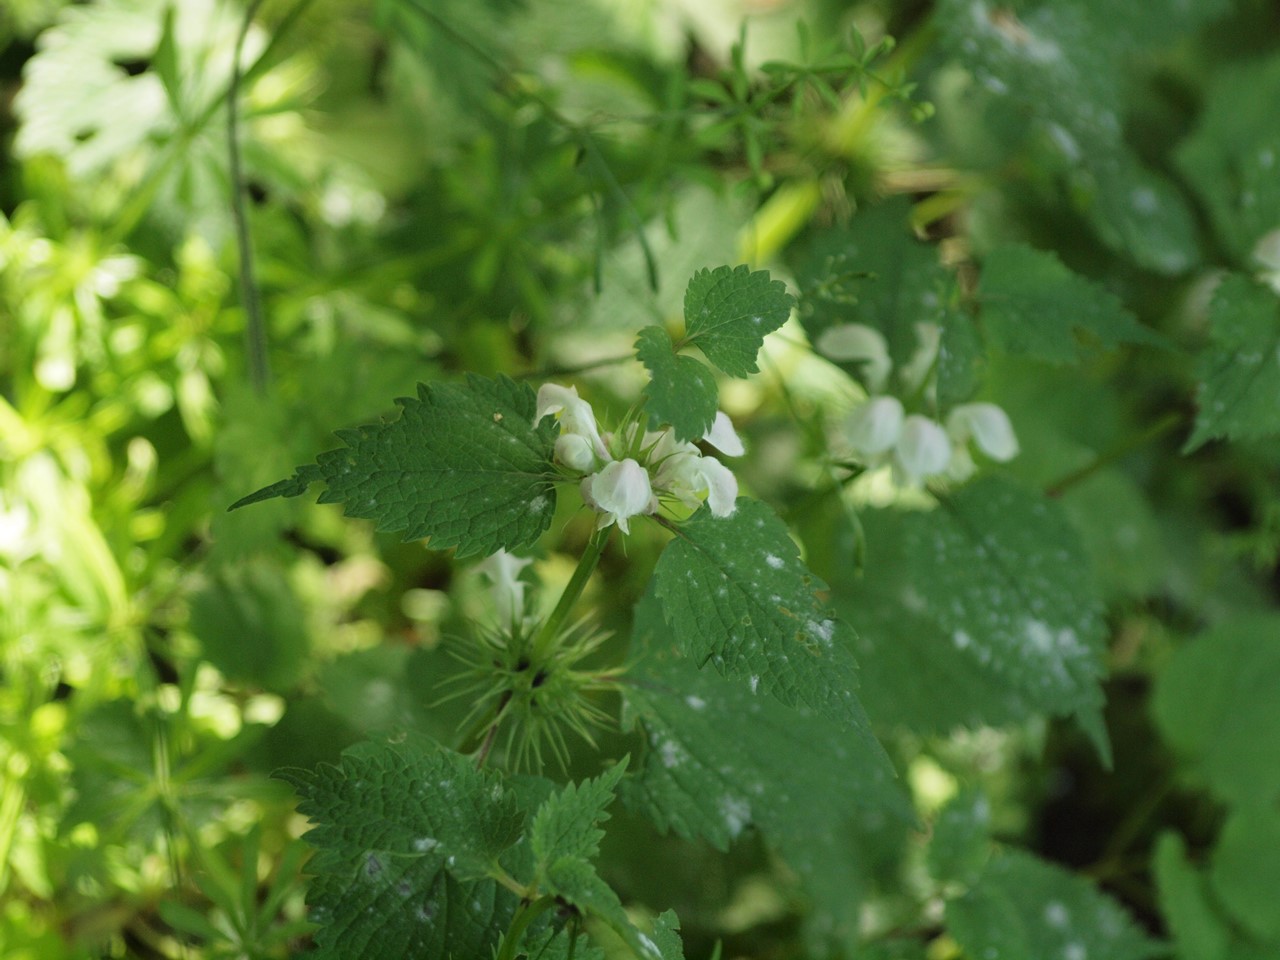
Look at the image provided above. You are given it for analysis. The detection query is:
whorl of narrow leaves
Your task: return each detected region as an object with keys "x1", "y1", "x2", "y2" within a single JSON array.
[
  {"x1": 635, "y1": 325, "x2": 719, "y2": 442},
  {"x1": 229, "y1": 374, "x2": 558, "y2": 558},
  {"x1": 653, "y1": 498, "x2": 871, "y2": 730},
  {"x1": 978, "y1": 244, "x2": 1165, "y2": 363},
  {"x1": 1183, "y1": 274, "x2": 1280, "y2": 452},
  {"x1": 947, "y1": 849, "x2": 1165, "y2": 960},
  {"x1": 276, "y1": 740, "x2": 524, "y2": 959},
  {"x1": 683, "y1": 264, "x2": 793, "y2": 377}
]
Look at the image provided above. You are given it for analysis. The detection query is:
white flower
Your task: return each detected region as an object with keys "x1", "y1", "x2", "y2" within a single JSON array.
[
  {"x1": 900, "y1": 321, "x2": 942, "y2": 393},
  {"x1": 536, "y1": 383, "x2": 608, "y2": 470},
  {"x1": 476, "y1": 550, "x2": 534, "y2": 624},
  {"x1": 845, "y1": 396, "x2": 905, "y2": 458},
  {"x1": 946, "y1": 403, "x2": 1019, "y2": 462},
  {"x1": 814, "y1": 323, "x2": 891, "y2": 392},
  {"x1": 703, "y1": 411, "x2": 745, "y2": 457},
  {"x1": 582, "y1": 458, "x2": 655, "y2": 534},
  {"x1": 1252, "y1": 228, "x2": 1280, "y2": 294},
  {"x1": 655, "y1": 451, "x2": 738, "y2": 517},
  {"x1": 894, "y1": 415, "x2": 951, "y2": 484}
]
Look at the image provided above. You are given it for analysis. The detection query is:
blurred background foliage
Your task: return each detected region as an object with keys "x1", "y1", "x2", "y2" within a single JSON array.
[{"x1": 3, "y1": 0, "x2": 1280, "y2": 958}]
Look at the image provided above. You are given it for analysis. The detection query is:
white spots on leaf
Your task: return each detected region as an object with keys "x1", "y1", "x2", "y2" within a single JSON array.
[
  {"x1": 658, "y1": 739, "x2": 687, "y2": 769},
  {"x1": 953, "y1": 630, "x2": 972, "y2": 650},
  {"x1": 684, "y1": 695, "x2": 707, "y2": 711},
  {"x1": 719, "y1": 794, "x2": 751, "y2": 838},
  {"x1": 412, "y1": 837, "x2": 439, "y2": 853},
  {"x1": 1130, "y1": 187, "x2": 1158, "y2": 214},
  {"x1": 1044, "y1": 900, "x2": 1069, "y2": 928},
  {"x1": 527, "y1": 495, "x2": 549, "y2": 514},
  {"x1": 1063, "y1": 944, "x2": 1086, "y2": 960},
  {"x1": 764, "y1": 553, "x2": 784, "y2": 570},
  {"x1": 748, "y1": 675, "x2": 760, "y2": 693}
]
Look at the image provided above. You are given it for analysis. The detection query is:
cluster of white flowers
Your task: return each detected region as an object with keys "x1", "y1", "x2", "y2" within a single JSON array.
[
  {"x1": 817, "y1": 321, "x2": 1019, "y2": 485},
  {"x1": 536, "y1": 384, "x2": 742, "y2": 534}
]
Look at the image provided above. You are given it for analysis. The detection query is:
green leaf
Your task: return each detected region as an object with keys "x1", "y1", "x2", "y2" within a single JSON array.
[
  {"x1": 1152, "y1": 615, "x2": 1280, "y2": 806},
  {"x1": 1210, "y1": 808, "x2": 1280, "y2": 942},
  {"x1": 683, "y1": 265, "x2": 794, "y2": 377},
  {"x1": 920, "y1": 480, "x2": 1107, "y2": 741},
  {"x1": 936, "y1": 308, "x2": 986, "y2": 409},
  {"x1": 1175, "y1": 53, "x2": 1280, "y2": 263},
  {"x1": 636, "y1": 325, "x2": 720, "y2": 442},
  {"x1": 525, "y1": 761, "x2": 668, "y2": 960},
  {"x1": 188, "y1": 558, "x2": 310, "y2": 692},
  {"x1": 622, "y1": 650, "x2": 908, "y2": 943},
  {"x1": 793, "y1": 199, "x2": 949, "y2": 369},
  {"x1": 927, "y1": 788, "x2": 993, "y2": 887},
  {"x1": 1183, "y1": 274, "x2": 1280, "y2": 452},
  {"x1": 278, "y1": 739, "x2": 526, "y2": 957},
  {"x1": 978, "y1": 244, "x2": 1165, "y2": 363},
  {"x1": 1154, "y1": 832, "x2": 1230, "y2": 960},
  {"x1": 531, "y1": 761, "x2": 627, "y2": 885},
  {"x1": 230, "y1": 374, "x2": 558, "y2": 558},
  {"x1": 653, "y1": 498, "x2": 871, "y2": 730},
  {"x1": 947, "y1": 849, "x2": 1164, "y2": 960}
]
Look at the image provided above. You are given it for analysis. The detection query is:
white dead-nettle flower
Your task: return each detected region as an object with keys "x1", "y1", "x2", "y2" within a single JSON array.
[
  {"x1": 845, "y1": 395, "x2": 905, "y2": 458},
  {"x1": 1252, "y1": 227, "x2": 1280, "y2": 294},
  {"x1": 815, "y1": 323, "x2": 891, "y2": 392},
  {"x1": 655, "y1": 450, "x2": 738, "y2": 517},
  {"x1": 899, "y1": 321, "x2": 942, "y2": 393},
  {"x1": 476, "y1": 550, "x2": 534, "y2": 625},
  {"x1": 944, "y1": 403, "x2": 1019, "y2": 482},
  {"x1": 581, "y1": 458, "x2": 655, "y2": 534},
  {"x1": 536, "y1": 383, "x2": 608, "y2": 471},
  {"x1": 703, "y1": 411, "x2": 745, "y2": 457},
  {"x1": 894, "y1": 414, "x2": 952, "y2": 484}
]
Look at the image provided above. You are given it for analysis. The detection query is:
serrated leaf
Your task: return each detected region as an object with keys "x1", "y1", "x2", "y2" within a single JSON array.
[
  {"x1": 1154, "y1": 833, "x2": 1230, "y2": 960},
  {"x1": 281, "y1": 738, "x2": 524, "y2": 884},
  {"x1": 915, "y1": 479, "x2": 1109, "y2": 758},
  {"x1": 978, "y1": 244, "x2": 1165, "y2": 363},
  {"x1": 683, "y1": 265, "x2": 793, "y2": 377},
  {"x1": 1209, "y1": 808, "x2": 1280, "y2": 943},
  {"x1": 622, "y1": 649, "x2": 907, "y2": 943},
  {"x1": 1175, "y1": 53, "x2": 1280, "y2": 263},
  {"x1": 948, "y1": 849, "x2": 1164, "y2": 960},
  {"x1": 636, "y1": 325, "x2": 719, "y2": 442},
  {"x1": 793, "y1": 199, "x2": 949, "y2": 370},
  {"x1": 1152, "y1": 616, "x2": 1280, "y2": 806},
  {"x1": 279, "y1": 739, "x2": 526, "y2": 958},
  {"x1": 653, "y1": 498, "x2": 871, "y2": 730},
  {"x1": 230, "y1": 374, "x2": 558, "y2": 558},
  {"x1": 1183, "y1": 274, "x2": 1280, "y2": 452},
  {"x1": 531, "y1": 761, "x2": 627, "y2": 882}
]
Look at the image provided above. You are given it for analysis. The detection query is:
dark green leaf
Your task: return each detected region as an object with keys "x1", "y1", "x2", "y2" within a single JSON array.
[
  {"x1": 683, "y1": 265, "x2": 793, "y2": 377},
  {"x1": 230, "y1": 375, "x2": 558, "y2": 558},
  {"x1": 1153, "y1": 615, "x2": 1280, "y2": 806},
  {"x1": 1210, "y1": 808, "x2": 1280, "y2": 942},
  {"x1": 1154, "y1": 833, "x2": 1230, "y2": 960},
  {"x1": 979, "y1": 244, "x2": 1165, "y2": 363},
  {"x1": 947, "y1": 849, "x2": 1164, "y2": 960},
  {"x1": 636, "y1": 325, "x2": 720, "y2": 442},
  {"x1": 1183, "y1": 274, "x2": 1280, "y2": 452},
  {"x1": 653, "y1": 498, "x2": 871, "y2": 730},
  {"x1": 927, "y1": 788, "x2": 993, "y2": 887}
]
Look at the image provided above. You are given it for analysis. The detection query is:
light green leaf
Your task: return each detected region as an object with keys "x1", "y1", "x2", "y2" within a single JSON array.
[
  {"x1": 275, "y1": 738, "x2": 524, "y2": 958},
  {"x1": 636, "y1": 325, "x2": 719, "y2": 442},
  {"x1": 912, "y1": 479, "x2": 1108, "y2": 755},
  {"x1": 1183, "y1": 274, "x2": 1280, "y2": 452},
  {"x1": 979, "y1": 244, "x2": 1165, "y2": 363},
  {"x1": 1210, "y1": 808, "x2": 1280, "y2": 942},
  {"x1": 230, "y1": 374, "x2": 558, "y2": 558},
  {"x1": 1154, "y1": 832, "x2": 1230, "y2": 960},
  {"x1": 1152, "y1": 615, "x2": 1280, "y2": 806},
  {"x1": 622, "y1": 650, "x2": 907, "y2": 943},
  {"x1": 653, "y1": 498, "x2": 871, "y2": 730},
  {"x1": 947, "y1": 849, "x2": 1164, "y2": 960},
  {"x1": 683, "y1": 265, "x2": 794, "y2": 377}
]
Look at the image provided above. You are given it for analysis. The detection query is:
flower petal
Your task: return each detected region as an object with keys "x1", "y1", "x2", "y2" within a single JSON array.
[
  {"x1": 815, "y1": 323, "x2": 891, "y2": 392},
  {"x1": 895, "y1": 415, "x2": 951, "y2": 482},
  {"x1": 585, "y1": 458, "x2": 654, "y2": 533},
  {"x1": 703, "y1": 411, "x2": 745, "y2": 457},
  {"x1": 846, "y1": 396, "x2": 905, "y2": 457},
  {"x1": 948, "y1": 403, "x2": 1019, "y2": 461}
]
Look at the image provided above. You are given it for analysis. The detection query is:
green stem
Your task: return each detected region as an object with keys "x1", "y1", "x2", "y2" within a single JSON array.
[
  {"x1": 1044, "y1": 412, "x2": 1184, "y2": 498},
  {"x1": 531, "y1": 527, "x2": 610, "y2": 661},
  {"x1": 497, "y1": 895, "x2": 559, "y2": 960}
]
